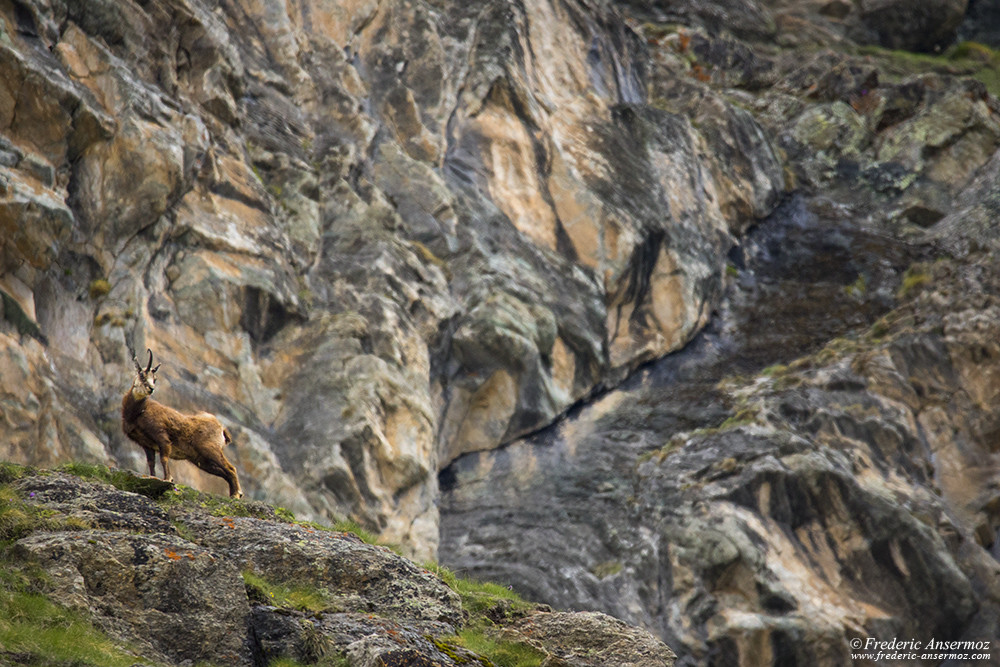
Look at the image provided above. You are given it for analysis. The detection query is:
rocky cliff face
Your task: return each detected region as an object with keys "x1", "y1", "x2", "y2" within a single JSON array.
[
  {"x1": 2, "y1": 0, "x2": 1000, "y2": 664},
  {"x1": 0, "y1": 0, "x2": 781, "y2": 563},
  {"x1": 439, "y1": 1, "x2": 1000, "y2": 665}
]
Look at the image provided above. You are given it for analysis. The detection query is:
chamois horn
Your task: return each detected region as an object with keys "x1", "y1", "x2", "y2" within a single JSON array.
[{"x1": 145, "y1": 348, "x2": 161, "y2": 374}]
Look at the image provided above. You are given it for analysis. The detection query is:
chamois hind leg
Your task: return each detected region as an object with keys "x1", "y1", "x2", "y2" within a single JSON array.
[
  {"x1": 198, "y1": 457, "x2": 243, "y2": 498},
  {"x1": 220, "y1": 458, "x2": 243, "y2": 498}
]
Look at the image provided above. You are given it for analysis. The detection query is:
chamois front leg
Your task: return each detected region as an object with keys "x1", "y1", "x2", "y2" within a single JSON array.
[
  {"x1": 158, "y1": 442, "x2": 174, "y2": 483},
  {"x1": 144, "y1": 448, "x2": 157, "y2": 478}
]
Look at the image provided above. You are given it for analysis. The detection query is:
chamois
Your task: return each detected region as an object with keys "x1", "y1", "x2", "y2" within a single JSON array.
[{"x1": 121, "y1": 349, "x2": 243, "y2": 498}]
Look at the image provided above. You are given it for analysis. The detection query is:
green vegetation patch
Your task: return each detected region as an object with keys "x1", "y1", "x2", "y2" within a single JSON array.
[
  {"x1": 57, "y1": 462, "x2": 174, "y2": 499},
  {"x1": 0, "y1": 484, "x2": 90, "y2": 546},
  {"x1": 426, "y1": 565, "x2": 546, "y2": 666},
  {"x1": 242, "y1": 570, "x2": 334, "y2": 614},
  {"x1": 56, "y1": 463, "x2": 390, "y2": 551},
  {"x1": 88, "y1": 279, "x2": 112, "y2": 299},
  {"x1": 897, "y1": 264, "x2": 933, "y2": 299},
  {"x1": 156, "y1": 483, "x2": 279, "y2": 520},
  {"x1": 591, "y1": 560, "x2": 623, "y2": 579},
  {"x1": 0, "y1": 460, "x2": 29, "y2": 484},
  {"x1": 0, "y1": 589, "x2": 153, "y2": 667},
  {"x1": 857, "y1": 41, "x2": 1000, "y2": 96},
  {"x1": 327, "y1": 517, "x2": 382, "y2": 546},
  {"x1": 441, "y1": 628, "x2": 545, "y2": 667},
  {"x1": 0, "y1": 561, "x2": 151, "y2": 667},
  {"x1": 430, "y1": 565, "x2": 535, "y2": 618},
  {"x1": 265, "y1": 657, "x2": 350, "y2": 667}
]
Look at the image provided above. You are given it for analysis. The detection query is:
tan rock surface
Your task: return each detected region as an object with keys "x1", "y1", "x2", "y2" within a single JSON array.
[{"x1": 0, "y1": 0, "x2": 784, "y2": 562}]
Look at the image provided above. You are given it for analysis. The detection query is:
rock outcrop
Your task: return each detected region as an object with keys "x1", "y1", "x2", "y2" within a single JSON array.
[
  {"x1": 0, "y1": 0, "x2": 782, "y2": 562},
  {"x1": 0, "y1": 464, "x2": 676, "y2": 666}
]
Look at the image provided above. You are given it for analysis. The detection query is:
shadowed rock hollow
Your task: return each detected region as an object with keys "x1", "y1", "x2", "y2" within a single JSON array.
[{"x1": 2, "y1": 0, "x2": 1000, "y2": 664}]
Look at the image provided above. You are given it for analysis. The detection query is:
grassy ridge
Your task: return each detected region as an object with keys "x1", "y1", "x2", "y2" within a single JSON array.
[{"x1": 0, "y1": 461, "x2": 549, "y2": 666}]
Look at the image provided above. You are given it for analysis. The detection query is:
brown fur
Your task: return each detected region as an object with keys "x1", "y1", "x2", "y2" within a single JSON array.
[{"x1": 121, "y1": 350, "x2": 243, "y2": 498}]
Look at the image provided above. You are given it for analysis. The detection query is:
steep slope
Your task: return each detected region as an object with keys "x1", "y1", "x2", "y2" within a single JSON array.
[{"x1": 0, "y1": 0, "x2": 781, "y2": 561}]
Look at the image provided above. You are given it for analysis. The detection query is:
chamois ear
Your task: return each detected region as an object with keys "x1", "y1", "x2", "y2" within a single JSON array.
[{"x1": 152, "y1": 363, "x2": 161, "y2": 373}]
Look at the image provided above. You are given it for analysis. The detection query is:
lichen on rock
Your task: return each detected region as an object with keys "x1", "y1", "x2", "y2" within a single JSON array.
[{"x1": 0, "y1": 464, "x2": 675, "y2": 666}]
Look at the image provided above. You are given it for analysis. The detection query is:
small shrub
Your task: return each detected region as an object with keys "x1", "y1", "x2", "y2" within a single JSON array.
[{"x1": 88, "y1": 279, "x2": 112, "y2": 299}]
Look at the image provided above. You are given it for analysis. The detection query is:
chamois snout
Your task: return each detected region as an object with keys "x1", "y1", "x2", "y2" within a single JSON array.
[{"x1": 122, "y1": 348, "x2": 243, "y2": 498}]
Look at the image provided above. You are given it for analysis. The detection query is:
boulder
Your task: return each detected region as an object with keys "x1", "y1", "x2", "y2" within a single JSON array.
[
  {"x1": 507, "y1": 611, "x2": 678, "y2": 666},
  {"x1": 855, "y1": 0, "x2": 969, "y2": 52},
  {"x1": 14, "y1": 530, "x2": 251, "y2": 666},
  {"x1": 2, "y1": 465, "x2": 676, "y2": 666}
]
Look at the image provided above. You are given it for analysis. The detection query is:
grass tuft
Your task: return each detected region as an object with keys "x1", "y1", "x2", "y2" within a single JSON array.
[
  {"x1": 0, "y1": 589, "x2": 151, "y2": 666},
  {"x1": 444, "y1": 628, "x2": 545, "y2": 667},
  {"x1": 242, "y1": 570, "x2": 334, "y2": 614},
  {"x1": 424, "y1": 564, "x2": 545, "y2": 666},
  {"x1": 897, "y1": 265, "x2": 932, "y2": 299},
  {"x1": 57, "y1": 462, "x2": 174, "y2": 498},
  {"x1": 329, "y1": 517, "x2": 382, "y2": 546},
  {"x1": 0, "y1": 486, "x2": 91, "y2": 545},
  {"x1": 88, "y1": 279, "x2": 112, "y2": 299},
  {"x1": 0, "y1": 460, "x2": 29, "y2": 484}
]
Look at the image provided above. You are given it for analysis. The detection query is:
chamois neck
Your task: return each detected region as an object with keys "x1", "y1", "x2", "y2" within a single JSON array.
[{"x1": 123, "y1": 382, "x2": 152, "y2": 416}]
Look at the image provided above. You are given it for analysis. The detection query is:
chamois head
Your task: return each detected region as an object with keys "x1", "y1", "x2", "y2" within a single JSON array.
[{"x1": 130, "y1": 348, "x2": 161, "y2": 399}]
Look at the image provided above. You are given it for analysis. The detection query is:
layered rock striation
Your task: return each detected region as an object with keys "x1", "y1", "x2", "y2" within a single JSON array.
[
  {"x1": 438, "y1": 0, "x2": 1000, "y2": 665},
  {"x1": 0, "y1": 0, "x2": 782, "y2": 561}
]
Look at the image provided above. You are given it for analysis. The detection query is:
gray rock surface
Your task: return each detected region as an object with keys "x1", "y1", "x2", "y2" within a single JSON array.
[
  {"x1": 2, "y1": 465, "x2": 676, "y2": 666},
  {"x1": 438, "y1": 3, "x2": 1000, "y2": 665},
  {"x1": 2, "y1": 0, "x2": 1000, "y2": 664},
  {"x1": 14, "y1": 529, "x2": 250, "y2": 666},
  {"x1": 0, "y1": 0, "x2": 783, "y2": 563}
]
